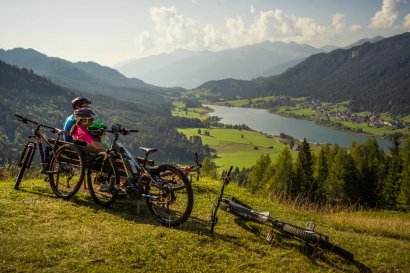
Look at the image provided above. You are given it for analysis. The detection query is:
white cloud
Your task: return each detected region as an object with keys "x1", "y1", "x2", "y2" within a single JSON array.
[
  {"x1": 403, "y1": 13, "x2": 410, "y2": 29},
  {"x1": 350, "y1": 24, "x2": 363, "y2": 31},
  {"x1": 369, "y1": 0, "x2": 402, "y2": 29},
  {"x1": 332, "y1": 13, "x2": 345, "y2": 32},
  {"x1": 250, "y1": 5, "x2": 255, "y2": 15},
  {"x1": 134, "y1": 5, "x2": 405, "y2": 57}
]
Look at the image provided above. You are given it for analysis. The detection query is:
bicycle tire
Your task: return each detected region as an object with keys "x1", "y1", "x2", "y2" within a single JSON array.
[
  {"x1": 48, "y1": 144, "x2": 85, "y2": 200},
  {"x1": 282, "y1": 223, "x2": 354, "y2": 261},
  {"x1": 87, "y1": 153, "x2": 119, "y2": 207},
  {"x1": 145, "y1": 164, "x2": 194, "y2": 227},
  {"x1": 14, "y1": 144, "x2": 35, "y2": 190}
]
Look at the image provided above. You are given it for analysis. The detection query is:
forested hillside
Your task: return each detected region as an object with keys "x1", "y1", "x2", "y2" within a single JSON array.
[
  {"x1": 196, "y1": 32, "x2": 410, "y2": 114},
  {"x1": 0, "y1": 61, "x2": 202, "y2": 164},
  {"x1": 0, "y1": 48, "x2": 183, "y2": 101}
]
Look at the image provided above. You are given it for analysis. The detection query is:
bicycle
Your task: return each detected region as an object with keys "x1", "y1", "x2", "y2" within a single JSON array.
[
  {"x1": 14, "y1": 114, "x2": 86, "y2": 199},
  {"x1": 210, "y1": 166, "x2": 354, "y2": 261},
  {"x1": 178, "y1": 152, "x2": 202, "y2": 183},
  {"x1": 86, "y1": 124, "x2": 194, "y2": 227}
]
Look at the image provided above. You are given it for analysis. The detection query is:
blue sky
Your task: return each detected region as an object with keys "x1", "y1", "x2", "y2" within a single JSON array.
[{"x1": 0, "y1": 0, "x2": 409, "y2": 66}]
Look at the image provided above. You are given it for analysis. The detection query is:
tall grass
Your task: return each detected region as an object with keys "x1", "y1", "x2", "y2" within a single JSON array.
[{"x1": 0, "y1": 162, "x2": 43, "y2": 181}]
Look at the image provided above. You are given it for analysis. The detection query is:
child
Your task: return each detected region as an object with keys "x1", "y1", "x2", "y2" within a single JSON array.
[
  {"x1": 70, "y1": 108, "x2": 105, "y2": 151},
  {"x1": 88, "y1": 122, "x2": 111, "y2": 149}
]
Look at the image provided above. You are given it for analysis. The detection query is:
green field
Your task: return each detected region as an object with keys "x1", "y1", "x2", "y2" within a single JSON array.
[
  {"x1": 1, "y1": 177, "x2": 409, "y2": 272},
  {"x1": 178, "y1": 128, "x2": 306, "y2": 170},
  {"x1": 172, "y1": 102, "x2": 211, "y2": 121}
]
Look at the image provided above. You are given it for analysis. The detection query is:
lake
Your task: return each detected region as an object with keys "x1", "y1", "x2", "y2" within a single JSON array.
[{"x1": 205, "y1": 104, "x2": 392, "y2": 151}]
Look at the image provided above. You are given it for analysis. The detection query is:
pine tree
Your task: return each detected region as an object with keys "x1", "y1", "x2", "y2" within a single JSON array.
[
  {"x1": 247, "y1": 154, "x2": 271, "y2": 193},
  {"x1": 350, "y1": 139, "x2": 385, "y2": 207},
  {"x1": 297, "y1": 138, "x2": 315, "y2": 200},
  {"x1": 324, "y1": 147, "x2": 358, "y2": 204},
  {"x1": 397, "y1": 136, "x2": 410, "y2": 210},
  {"x1": 313, "y1": 145, "x2": 329, "y2": 202},
  {"x1": 381, "y1": 134, "x2": 402, "y2": 209},
  {"x1": 267, "y1": 147, "x2": 293, "y2": 198},
  {"x1": 201, "y1": 157, "x2": 219, "y2": 179}
]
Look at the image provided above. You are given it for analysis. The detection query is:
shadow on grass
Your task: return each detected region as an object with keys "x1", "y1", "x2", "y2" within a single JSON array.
[{"x1": 232, "y1": 218, "x2": 372, "y2": 273}]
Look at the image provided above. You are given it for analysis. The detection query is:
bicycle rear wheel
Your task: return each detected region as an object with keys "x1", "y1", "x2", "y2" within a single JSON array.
[
  {"x1": 87, "y1": 153, "x2": 119, "y2": 207},
  {"x1": 282, "y1": 223, "x2": 354, "y2": 261},
  {"x1": 14, "y1": 142, "x2": 36, "y2": 190},
  {"x1": 48, "y1": 144, "x2": 84, "y2": 200},
  {"x1": 145, "y1": 164, "x2": 194, "y2": 227}
]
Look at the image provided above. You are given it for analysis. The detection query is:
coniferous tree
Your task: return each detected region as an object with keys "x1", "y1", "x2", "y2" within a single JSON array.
[
  {"x1": 267, "y1": 147, "x2": 293, "y2": 198},
  {"x1": 247, "y1": 154, "x2": 271, "y2": 193},
  {"x1": 397, "y1": 136, "x2": 410, "y2": 210},
  {"x1": 313, "y1": 145, "x2": 329, "y2": 202},
  {"x1": 350, "y1": 139, "x2": 385, "y2": 207},
  {"x1": 201, "y1": 157, "x2": 219, "y2": 179},
  {"x1": 324, "y1": 147, "x2": 358, "y2": 204},
  {"x1": 381, "y1": 134, "x2": 402, "y2": 209},
  {"x1": 297, "y1": 138, "x2": 315, "y2": 199}
]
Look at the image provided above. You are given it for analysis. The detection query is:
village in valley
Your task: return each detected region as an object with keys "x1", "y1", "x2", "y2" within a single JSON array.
[{"x1": 309, "y1": 100, "x2": 407, "y2": 130}]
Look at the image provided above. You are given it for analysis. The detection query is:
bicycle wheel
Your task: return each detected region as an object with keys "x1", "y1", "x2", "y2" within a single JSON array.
[
  {"x1": 48, "y1": 144, "x2": 85, "y2": 200},
  {"x1": 282, "y1": 223, "x2": 354, "y2": 261},
  {"x1": 14, "y1": 142, "x2": 36, "y2": 190},
  {"x1": 145, "y1": 164, "x2": 194, "y2": 227},
  {"x1": 87, "y1": 153, "x2": 119, "y2": 207}
]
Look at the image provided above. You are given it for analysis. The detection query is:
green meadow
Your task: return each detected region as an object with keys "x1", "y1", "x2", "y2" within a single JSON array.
[
  {"x1": 178, "y1": 128, "x2": 307, "y2": 170},
  {"x1": 1, "y1": 177, "x2": 409, "y2": 272}
]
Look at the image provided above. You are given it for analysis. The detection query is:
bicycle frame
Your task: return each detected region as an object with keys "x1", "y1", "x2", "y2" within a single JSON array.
[
  {"x1": 210, "y1": 166, "x2": 233, "y2": 234},
  {"x1": 103, "y1": 124, "x2": 160, "y2": 199},
  {"x1": 179, "y1": 152, "x2": 202, "y2": 182},
  {"x1": 15, "y1": 114, "x2": 66, "y2": 171}
]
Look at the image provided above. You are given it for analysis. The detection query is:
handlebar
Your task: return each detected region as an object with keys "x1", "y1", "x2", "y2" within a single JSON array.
[
  {"x1": 103, "y1": 124, "x2": 139, "y2": 135},
  {"x1": 15, "y1": 114, "x2": 67, "y2": 135}
]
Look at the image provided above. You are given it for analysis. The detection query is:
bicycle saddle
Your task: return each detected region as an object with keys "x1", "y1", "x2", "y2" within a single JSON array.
[{"x1": 140, "y1": 147, "x2": 157, "y2": 155}]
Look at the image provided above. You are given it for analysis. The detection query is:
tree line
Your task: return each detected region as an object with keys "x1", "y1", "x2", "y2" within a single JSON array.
[
  {"x1": 204, "y1": 135, "x2": 410, "y2": 211},
  {"x1": 246, "y1": 136, "x2": 410, "y2": 210}
]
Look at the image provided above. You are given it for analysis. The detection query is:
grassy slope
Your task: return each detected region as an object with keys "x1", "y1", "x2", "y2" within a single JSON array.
[
  {"x1": 1, "y1": 178, "x2": 409, "y2": 272},
  {"x1": 178, "y1": 128, "x2": 302, "y2": 170}
]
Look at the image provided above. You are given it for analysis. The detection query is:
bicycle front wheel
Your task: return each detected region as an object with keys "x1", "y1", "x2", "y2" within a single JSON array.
[
  {"x1": 48, "y1": 144, "x2": 84, "y2": 200},
  {"x1": 87, "y1": 153, "x2": 119, "y2": 207},
  {"x1": 145, "y1": 164, "x2": 194, "y2": 227},
  {"x1": 282, "y1": 223, "x2": 354, "y2": 261},
  {"x1": 14, "y1": 142, "x2": 36, "y2": 190}
]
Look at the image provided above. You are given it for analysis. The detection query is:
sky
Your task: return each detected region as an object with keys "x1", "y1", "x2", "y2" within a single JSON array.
[{"x1": 0, "y1": 0, "x2": 409, "y2": 67}]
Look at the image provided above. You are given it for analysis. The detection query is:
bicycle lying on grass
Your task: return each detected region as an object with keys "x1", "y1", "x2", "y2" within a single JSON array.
[
  {"x1": 210, "y1": 166, "x2": 354, "y2": 261},
  {"x1": 87, "y1": 124, "x2": 194, "y2": 226},
  {"x1": 14, "y1": 114, "x2": 85, "y2": 199}
]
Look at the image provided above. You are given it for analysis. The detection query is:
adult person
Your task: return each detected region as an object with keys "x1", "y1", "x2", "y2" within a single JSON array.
[
  {"x1": 63, "y1": 97, "x2": 91, "y2": 142},
  {"x1": 70, "y1": 108, "x2": 105, "y2": 151}
]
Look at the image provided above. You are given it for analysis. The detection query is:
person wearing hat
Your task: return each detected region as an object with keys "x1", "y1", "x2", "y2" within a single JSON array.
[
  {"x1": 63, "y1": 97, "x2": 91, "y2": 142},
  {"x1": 70, "y1": 108, "x2": 105, "y2": 151}
]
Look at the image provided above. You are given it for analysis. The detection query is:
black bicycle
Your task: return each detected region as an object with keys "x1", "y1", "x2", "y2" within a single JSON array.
[
  {"x1": 14, "y1": 114, "x2": 85, "y2": 199},
  {"x1": 87, "y1": 124, "x2": 194, "y2": 226},
  {"x1": 210, "y1": 166, "x2": 354, "y2": 261}
]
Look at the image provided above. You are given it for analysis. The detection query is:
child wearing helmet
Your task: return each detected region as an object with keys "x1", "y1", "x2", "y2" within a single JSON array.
[
  {"x1": 70, "y1": 108, "x2": 105, "y2": 151},
  {"x1": 63, "y1": 97, "x2": 91, "y2": 142},
  {"x1": 88, "y1": 122, "x2": 111, "y2": 149}
]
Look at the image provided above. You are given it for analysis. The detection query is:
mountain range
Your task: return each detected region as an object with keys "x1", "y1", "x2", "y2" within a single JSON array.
[
  {"x1": 194, "y1": 32, "x2": 410, "y2": 114},
  {"x1": 115, "y1": 41, "x2": 324, "y2": 89},
  {"x1": 0, "y1": 60, "x2": 201, "y2": 163},
  {"x1": 0, "y1": 48, "x2": 183, "y2": 102}
]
